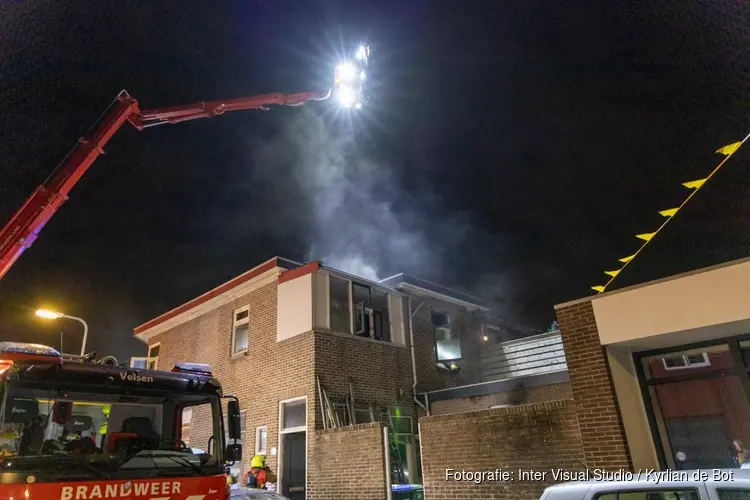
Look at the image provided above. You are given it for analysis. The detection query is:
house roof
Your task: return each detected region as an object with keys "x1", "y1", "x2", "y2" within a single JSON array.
[
  {"x1": 133, "y1": 257, "x2": 514, "y2": 342},
  {"x1": 378, "y1": 273, "x2": 490, "y2": 312},
  {"x1": 133, "y1": 257, "x2": 302, "y2": 338}
]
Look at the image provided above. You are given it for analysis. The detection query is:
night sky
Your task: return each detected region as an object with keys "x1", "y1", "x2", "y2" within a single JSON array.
[{"x1": 1, "y1": 1, "x2": 749, "y2": 362}]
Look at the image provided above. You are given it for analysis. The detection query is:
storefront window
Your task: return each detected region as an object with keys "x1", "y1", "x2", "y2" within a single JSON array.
[{"x1": 640, "y1": 344, "x2": 750, "y2": 470}]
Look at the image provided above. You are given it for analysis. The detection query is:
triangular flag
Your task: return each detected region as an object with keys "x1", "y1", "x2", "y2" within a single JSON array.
[
  {"x1": 591, "y1": 286, "x2": 605, "y2": 293},
  {"x1": 716, "y1": 141, "x2": 742, "y2": 156},
  {"x1": 605, "y1": 270, "x2": 620, "y2": 277},
  {"x1": 682, "y1": 179, "x2": 706, "y2": 189},
  {"x1": 659, "y1": 208, "x2": 679, "y2": 217},
  {"x1": 636, "y1": 233, "x2": 655, "y2": 241},
  {"x1": 619, "y1": 254, "x2": 635, "y2": 263}
]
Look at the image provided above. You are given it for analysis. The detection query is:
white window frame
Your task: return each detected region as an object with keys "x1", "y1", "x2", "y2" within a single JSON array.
[
  {"x1": 255, "y1": 425, "x2": 268, "y2": 455},
  {"x1": 231, "y1": 306, "x2": 250, "y2": 356},
  {"x1": 130, "y1": 357, "x2": 148, "y2": 369},
  {"x1": 147, "y1": 342, "x2": 160, "y2": 370},
  {"x1": 277, "y1": 396, "x2": 308, "y2": 496},
  {"x1": 662, "y1": 352, "x2": 711, "y2": 371},
  {"x1": 279, "y1": 396, "x2": 308, "y2": 434}
]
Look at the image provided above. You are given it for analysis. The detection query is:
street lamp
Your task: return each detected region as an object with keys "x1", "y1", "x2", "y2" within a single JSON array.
[{"x1": 35, "y1": 309, "x2": 88, "y2": 356}]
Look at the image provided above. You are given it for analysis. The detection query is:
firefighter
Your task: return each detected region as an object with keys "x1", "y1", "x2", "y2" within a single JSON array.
[{"x1": 244, "y1": 455, "x2": 277, "y2": 489}]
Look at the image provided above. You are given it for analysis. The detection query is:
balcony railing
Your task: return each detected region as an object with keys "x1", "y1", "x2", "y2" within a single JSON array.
[{"x1": 480, "y1": 331, "x2": 567, "y2": 381}]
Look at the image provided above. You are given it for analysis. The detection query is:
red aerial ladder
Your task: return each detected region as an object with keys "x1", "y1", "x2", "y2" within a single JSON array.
[{"x1": 0, "y1": 44, "x2": 369, "y2": 281}]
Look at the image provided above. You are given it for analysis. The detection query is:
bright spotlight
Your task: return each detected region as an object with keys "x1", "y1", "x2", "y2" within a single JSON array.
[
  {"x1": 336, "y1": 63, "x2": 357, "y2": 82},
  {"x1": 332, "y1": 44, "x2": 369, "y2": 110},
  {"x1": 337, "y1": 85, "x2": 357, "y2": 108}
]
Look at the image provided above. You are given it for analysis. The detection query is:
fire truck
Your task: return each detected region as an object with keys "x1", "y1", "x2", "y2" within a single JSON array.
[
  {"x1": 0, "y1": 341, "x2": 242, "y2": 500},
  {"x1": 0, "y1": 45, "x2": 369, "y2": 282}
]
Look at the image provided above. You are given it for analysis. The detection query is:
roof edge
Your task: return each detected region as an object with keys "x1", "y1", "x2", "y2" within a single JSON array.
[
  {"x1": 555, "y1": 255, "x2": 750, "y2": 310},
  {"x1": 134, "y1": 256, "x2": 300, "y2": 335}
]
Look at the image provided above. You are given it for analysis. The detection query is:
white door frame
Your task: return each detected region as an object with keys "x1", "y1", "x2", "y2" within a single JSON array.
[{"x1": 277, "y1": 396, "x2": 308, "y2": 498}]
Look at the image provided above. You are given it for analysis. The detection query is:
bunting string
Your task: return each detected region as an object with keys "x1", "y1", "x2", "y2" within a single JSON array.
[{"x1": 591, "y1": 134, "x2": 750, "y2": 294}]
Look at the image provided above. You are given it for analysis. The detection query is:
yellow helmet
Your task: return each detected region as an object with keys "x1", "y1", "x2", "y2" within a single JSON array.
[{"x1": 250, "y1": 455, "x2": 265, "y2": 468}]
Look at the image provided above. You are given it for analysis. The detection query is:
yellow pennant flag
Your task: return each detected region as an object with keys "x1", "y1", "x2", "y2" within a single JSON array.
[
  {"x1": 591, "y1": 286, "x2": 605, "y2": 293},
  {"x1": 636, "y1": 233, "x2": 655, "y2": 241},
  {"x1": 659, "y1": 208, "x2": 679, "y2": 217},
  {"x1": 716, "y1": 141, "x2": 742, "y2": 156},
  {"x1": 682, "y1": 179, "x2": 706, "y2": 189},
  {"x1": 619, "y1": 254, "x2": 635, "y2": 263},
  {"x1": 605, "y1": 270, "x2": 620, "y2": 277}
]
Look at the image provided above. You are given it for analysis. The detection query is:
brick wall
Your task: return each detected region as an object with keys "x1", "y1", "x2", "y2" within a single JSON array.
[
  {"x1": 314, "y1": 331, "x2": 414, "y2": 414},
  {"x1": 309, "y1": 423, "x2": 386, "y2": 500},
  {"x1": 430, "y1": 382, "x2": 572, "y2": 415},
  {"x1": 409, "y1": 300, "x2": 484, "y2": 393},
  {"x1": 147, "y1": 280, "x2": 317, "y2": 483},
  {"x1": 555, "y1": 300, "x2": 632, "y2": 470},
  {"x1": 419, "y1": 400, "x2": 585, "y2": 500}
]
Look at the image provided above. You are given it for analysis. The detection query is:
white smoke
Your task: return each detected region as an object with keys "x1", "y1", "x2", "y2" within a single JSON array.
[{"x1": 248, "y1": 108, "x2": 435, "y2": 281}]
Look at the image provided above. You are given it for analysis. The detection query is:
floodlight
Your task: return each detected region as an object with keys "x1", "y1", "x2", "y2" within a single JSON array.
[
  {"x1": 338, "y1": 85, "x2": 357, "y2": 108},
  {"x1": 336, "y1": 63, "x2": 357, "y2": 82}
]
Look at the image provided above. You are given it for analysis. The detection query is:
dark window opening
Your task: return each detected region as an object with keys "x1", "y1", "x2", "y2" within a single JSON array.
[{"x1": 329, "y1": 276, "x2": 351, "y2": 334}]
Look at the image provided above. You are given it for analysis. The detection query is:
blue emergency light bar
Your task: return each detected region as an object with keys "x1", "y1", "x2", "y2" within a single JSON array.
[
  {"x1": 171, "y1": 362, "x2": 213, "y2": 376},
  {"x1": 0, "y1": 342, "x2": 61, "y2": 358}
]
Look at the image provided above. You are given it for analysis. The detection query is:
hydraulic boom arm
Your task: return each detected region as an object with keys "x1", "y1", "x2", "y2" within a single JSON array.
[{"x1": 0, "y1": 88, "x2": 330, "y2": 281}]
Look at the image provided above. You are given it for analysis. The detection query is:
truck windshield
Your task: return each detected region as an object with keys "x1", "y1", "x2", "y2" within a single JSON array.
[{"x1": 0, "y1": 383, "x2": 223, "y2": 480}]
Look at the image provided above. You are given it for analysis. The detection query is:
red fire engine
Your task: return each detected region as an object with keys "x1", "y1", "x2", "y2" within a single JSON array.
[{"x1": 0, "y1": 342, "x2": 242, "y2": 500}]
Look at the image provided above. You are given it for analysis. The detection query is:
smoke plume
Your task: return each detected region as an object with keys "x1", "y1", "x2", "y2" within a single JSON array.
[
  {"x1": 245, "y1": 108, "x2": 536, "y2": 326},
  {"x1": 249, "y1": 108, "x2": 437, "y2": 282}
]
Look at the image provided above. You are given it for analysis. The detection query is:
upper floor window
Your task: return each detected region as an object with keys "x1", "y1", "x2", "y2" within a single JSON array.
[
  {"x1": 432, "y1": 311, "x2": 461, "y2": 361},
  {"x1": 232, "y1": 306, "x2": 249, "y2": 355},
  {"x1": 661, "y1": 352, "x2": 710, "y2": 371},
  {"x1": 329, "y1": 276, "x2": 391, "y2": 342}
]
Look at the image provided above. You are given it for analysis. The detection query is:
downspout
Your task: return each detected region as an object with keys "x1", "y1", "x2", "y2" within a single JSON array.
[{"x1": 408, "y1": 296, "x2": 429, "y2": 416}]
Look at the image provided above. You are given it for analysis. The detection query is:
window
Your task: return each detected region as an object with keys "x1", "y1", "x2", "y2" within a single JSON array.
[
  {"x1": 147, "y1": 343, "x2": 160, "y2": 370},
  {"x1": 352, "y1": 283, "x2": 371, "y2": 335},
  {"x1": 330, "y1": 276, "x2": 351, "y2": 334},
  {"x1": 718, "y1": 490, "x2": 750, "y2": 500},
  {"x1": 181, "y1": 408, "x2": 193, "y2": 446},
  {"x1": 130, "y1": 357, "x2": 147, "y2": 369},
  {"x1": 331, "y1": 403, "x2": 377, "y2": 426},
  {"x1": 329, "y1": 277, "x2": 392, "y2": 341},
  {"x1": 232, "y1": 307, "x2": 249, "y2": 355},
  {"x1": 661, "y1": 352, "x2": 710, "y2": 371},
  {"x1": 280, "y1": 398, "x2": 306, "y2": 432},
  {"x1": 432, "y1": 311, "x2": 461, "y2": 361},
  {"x1": 596, "y1": 491, "x2": 700, "y2": 500},
  {"x1": 255, "y1": 426, "x2": 268, "y2": 455}
]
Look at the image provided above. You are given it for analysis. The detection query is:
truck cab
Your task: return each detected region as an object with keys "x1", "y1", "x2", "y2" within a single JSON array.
[{"x1": 0, "y1": 342, "x2": 242, "y2": 499}]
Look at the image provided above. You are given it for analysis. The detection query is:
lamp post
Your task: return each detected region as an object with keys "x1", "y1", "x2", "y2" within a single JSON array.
[{"x1": 35, "y1": 309, "x2": 89, "y2": 356}]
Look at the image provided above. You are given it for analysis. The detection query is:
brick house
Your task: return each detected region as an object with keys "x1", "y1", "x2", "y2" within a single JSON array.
[
  {"x1": 554, "y1": 256, "x2": 750, "y2": 473},
  {"x1": 132, "y1": 256, "x2": 514, "y2": 500}
]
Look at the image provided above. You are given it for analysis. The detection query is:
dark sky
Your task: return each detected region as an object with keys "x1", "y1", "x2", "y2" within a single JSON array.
[{"x1": 1, "y1": 1, "x2": 749, "y2": 362}]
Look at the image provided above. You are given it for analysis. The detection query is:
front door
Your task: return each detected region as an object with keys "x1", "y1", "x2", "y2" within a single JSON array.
[{"x1": 282, "y1": 432, "x2": 306, "y2": 500}]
